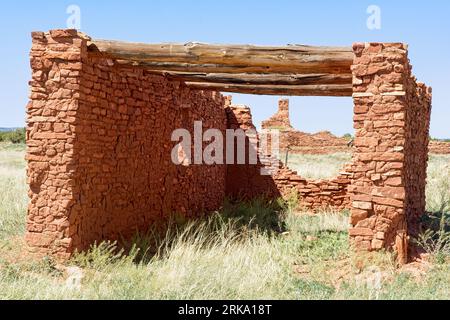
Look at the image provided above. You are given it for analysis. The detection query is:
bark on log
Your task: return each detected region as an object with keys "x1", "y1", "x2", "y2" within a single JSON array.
[
  {"x1": 184, "y1": 82, "x2": 353, "y2": 97},
  {"x1": 88, "y1": 40, "x2": 354, "y2": 74},
  {"x1": 144, "y1": 71, "x2": 352, "y2": 86}
]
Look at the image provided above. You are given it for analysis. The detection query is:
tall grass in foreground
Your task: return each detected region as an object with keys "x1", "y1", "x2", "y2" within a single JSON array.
[
  {"x1": 426, "y1": 155, "x2": 450, "y2": 214},
  {"x1": 0, "y1": 144, "x2": 27, "y2": 239},
  {"x1": 0, "y1": 145, "x2": 449, "y2": 300},
  {"x1": 0, "y1": 201, "x2": 351, "y2": 300},
  {"x1": 1, "y1": 204, "x2": 449, "y2": 300}
]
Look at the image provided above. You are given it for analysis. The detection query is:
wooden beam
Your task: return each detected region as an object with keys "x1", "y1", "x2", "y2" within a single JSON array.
[
  {"x1": 89, "y1": 40, "x2": 354, "y2": 74},
  {"x1": 184, "y1": 82, "x2": 353, "y2": 97},
  {"x1": 144, "y1": 71, "x2": 352, "y2": 86}
]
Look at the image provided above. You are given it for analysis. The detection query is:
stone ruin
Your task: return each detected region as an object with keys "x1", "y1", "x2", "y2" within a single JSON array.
[
  {"x1": 262, "y1": 99, "x2": 352, "y2": 154},
  {"x1": 262, "y1": 99, "x2": 294, "y2": 130},
  {"x1": 429, "y1": 141, "x2": 450, "y2": 154},
  {"x1": 26, "y1": 30, "x2": 432, "y2": 264},
  {"x1": 262, "y1": 98, "x2": 449, "y2": 156}
]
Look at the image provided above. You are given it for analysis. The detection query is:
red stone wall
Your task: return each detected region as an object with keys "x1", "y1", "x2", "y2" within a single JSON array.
[
  {"x1": 404, "y1": 81, "x2": 432, "y2": 241},
  {"x1": 349, "y1": 43, "x2": 432, "y2": 262},
  {"x1": 273, "y1": 165, "x2": 352, "y2": 211},
  {"x1": 261, "y1": 99, "x2": 293, "y2": 130},
  {"x1": 282, "y1": 131, "x2": 351, "y2": 154},
  {"x1": 429, "y1": 141, "x2": 450, "y2": 154},
  {"x1": 26, "y1": 30, "x2": 227, "y2": 258}
]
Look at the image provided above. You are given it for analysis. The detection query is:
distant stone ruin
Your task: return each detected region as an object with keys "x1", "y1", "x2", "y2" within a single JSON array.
[
  {"x1": 26, "y1": 30, "x2": 432, "y2": 264},
  {"x1": 429, "y1": 140, "x2": 450, "y2": 154},
  {"x1": 262, "y1": 99, "x2": 294, "y2": 130},
  {"x1": 262, "y1": 99, "x2": 449, "y2": 156},
  {"x1": 262, "y1": 99, "x2": 351, "y2": 154}
]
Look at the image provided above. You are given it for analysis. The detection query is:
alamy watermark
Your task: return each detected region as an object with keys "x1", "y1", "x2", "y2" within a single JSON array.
[
  {"x1": 171, "y1": 121, "x2": 280, "y2": 176},
  {"x1": 66, "y1": 4, "x2": 81, "y2": 30},
  {"x1": 367, "y1": 5, "x2": 381, "y2": 30},
  {"x1": 366, "y1": 266, "x2": 383, "y2": 300}
]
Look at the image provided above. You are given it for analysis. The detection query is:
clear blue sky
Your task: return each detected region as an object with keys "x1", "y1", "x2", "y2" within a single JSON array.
[{"x1": 0, "y1": 0, "x2": 448, "y2": 138}]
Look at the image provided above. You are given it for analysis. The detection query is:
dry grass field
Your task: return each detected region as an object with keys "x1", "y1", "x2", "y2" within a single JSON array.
[{"x1": 0, "y1": 142, "x2": 449, "y2": 299}]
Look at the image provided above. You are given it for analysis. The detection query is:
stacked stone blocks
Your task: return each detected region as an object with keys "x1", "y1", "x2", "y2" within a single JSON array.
[
  {"x1": 349, "y1": 43, "x2": 431, "y2": 262},
  {"x1": 26, "y1": 30, "x2": 227, "y2": 259}
]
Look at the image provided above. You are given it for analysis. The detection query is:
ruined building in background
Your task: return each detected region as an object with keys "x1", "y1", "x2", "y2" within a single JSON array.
[
  {"x1": 26, "y1": 30, "x2": 432, "y2": 264},
  {"x1": 262, "y1": 99, "x2": 351, "y2": 154},
  {"x1": 262, "y1": 99, "x2": 293, "y2": 130},
  {"x1": 262, "y1": 99, "x2": 449, "y2": 156},
  {"x1": 429, "y1": 140, "x2": 450, "y2": 154}
]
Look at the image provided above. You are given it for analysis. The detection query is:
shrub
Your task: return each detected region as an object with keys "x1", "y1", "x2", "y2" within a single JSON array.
[
  {"x1": 342, "y1": 133, "x2": 353, "y2": 140},
  {"x1": 416, "y1": 213, "x2": 450, "y2": 264},
  {"x1": 0, "y1": 128, "x2": 26, "y2": 144}
]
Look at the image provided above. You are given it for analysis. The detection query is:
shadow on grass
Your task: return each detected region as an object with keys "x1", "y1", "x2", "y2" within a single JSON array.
[
  {"x1": 71, "y1": 197, "x2": 289, "y2": 266},
  {"x1": 215, "y1": 197, "x2": 288, "y2": 234},
  {"x1": 420, "y1": 212, "x2": 450, "y2": 233}
]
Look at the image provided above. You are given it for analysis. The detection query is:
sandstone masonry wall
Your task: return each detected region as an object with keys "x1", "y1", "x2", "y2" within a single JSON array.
[
  {"x1": 404, "y1": 80, "x2": 432, "y2": 241},
  {"x1": 429, "y1": 141, "x2": 450, "y2": 154},
  {"x1": 261, "y1": 99, "x2": 293, "y2": 130},
  {"x1": 282, "y1": 131, "x2": 351, "y2": 154},
  {"x1": 349, "y1": 43, "x2": 432, "y2": 262},
  {"x1": 26, "y1": 30, "x2": 227, "y2": 258}
]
